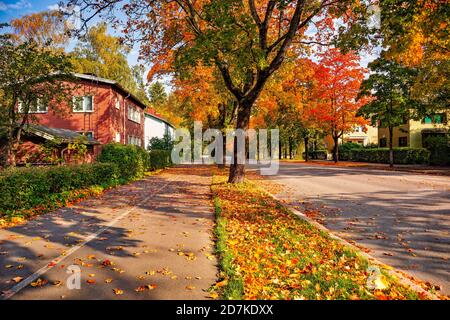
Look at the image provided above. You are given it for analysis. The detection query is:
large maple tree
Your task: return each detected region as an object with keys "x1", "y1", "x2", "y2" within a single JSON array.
[
  {"x1": 65, "y1": 0, "x2": 374, "y2": 182},
  {"x1": 310, "y1": 47, "x2": 367, "y2": 162}
]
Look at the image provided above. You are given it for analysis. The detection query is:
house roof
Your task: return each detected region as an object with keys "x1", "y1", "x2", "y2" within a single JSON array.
[
  {"x1": 72, "y1": 73, "x2": 174, "y2": 126},
  {"x1": 25, "y1": 124, "x2": 100, "y2": 145},
  {"x1": 145, "y1": 111, "x2": 175, "y2": 128},
  {"x1": 72, "y1": 73, "x2": 148, "y2": 111}
]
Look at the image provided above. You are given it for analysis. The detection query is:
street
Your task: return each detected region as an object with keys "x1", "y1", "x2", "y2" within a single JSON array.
[{"x1": 267, "y1": 162, "x2": 450, "y2": 295}]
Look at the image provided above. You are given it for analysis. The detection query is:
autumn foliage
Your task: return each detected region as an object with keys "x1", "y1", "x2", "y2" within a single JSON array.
[{"x1": 211, "y1": 170, "x2": 429, "y2": 300}]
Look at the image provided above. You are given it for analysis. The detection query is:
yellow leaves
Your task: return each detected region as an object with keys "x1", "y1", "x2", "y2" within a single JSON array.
[
  {"x1": 135, "y1": 284, "x2": 158, "y2": 292},
  {"x1": 215, "y1": 280, "x2": 228, "y2": 287},
  {"x1": 12, "y1": 277, "x2": 23, "y2": 283},
  {"x1": 53, "y1": 280, "x2": 62, "y2": 286},
  {"x1": 211, "y1": 173, "x2": 423, "y2": 300},
  {"x1": 209, "y1": 292, "x2": 219, "y2": 299},
  {"x1": 113, "y1": 288, "x2": 123, "y2": 295},
  {"x1": 31, "y1": 278, "x2": 48, "y2": 287}
]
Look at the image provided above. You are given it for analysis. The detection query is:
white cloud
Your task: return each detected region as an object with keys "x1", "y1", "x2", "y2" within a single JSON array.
[
  {"x1": 47, "y1": 4, "x2": 60, "y2": 11},
  {"x1": 0, "y1": 0, "x2": 32, "y2": 12}
]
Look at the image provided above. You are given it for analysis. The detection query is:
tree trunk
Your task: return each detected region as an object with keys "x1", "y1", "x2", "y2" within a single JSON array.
[
  {"x1": 228, "y1": 101, "x2": 252, "y2": 184},
  {"x1": 389, "y1": 126, "x2": 394, "y2": 168},
  {"x1": 279, "y1": 142, "x2": 282, "y2": 160},
  {"x1": 304, "y1": 137, "x2": 309, "y2": 162},
  {"x1": 332, "y1": 135, "x2": 339, "y2": 163},
  {"x1": 218, "y1": 133, "x2": 226, "y2": 169},
  {"x1": 289, "y1": 137, "x2": 293, "y2": 159}
]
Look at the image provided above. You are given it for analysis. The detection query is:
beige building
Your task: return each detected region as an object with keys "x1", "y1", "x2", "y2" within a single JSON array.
[
  {"x1": 378, "y1": 112, "x2": 449, "y2": 148},
  {"x1": 323, "y1": 125, "x2": 379, "y2": 153}
]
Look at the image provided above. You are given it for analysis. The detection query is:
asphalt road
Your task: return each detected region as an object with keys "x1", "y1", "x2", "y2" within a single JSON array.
[{"x1": 267, "y1": 162, "x2": 450, "y2": 296}]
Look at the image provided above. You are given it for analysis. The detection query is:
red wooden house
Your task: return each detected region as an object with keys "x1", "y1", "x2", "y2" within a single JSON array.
[{"x1": 17, "y1": 73, "x2": 147, "y2": 164}]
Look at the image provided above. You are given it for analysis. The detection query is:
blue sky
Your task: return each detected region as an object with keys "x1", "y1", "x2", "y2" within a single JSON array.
[
  {"x1": 0, "y1": 0, "x2": 56, "y2": 22},
  {"x1": 0, "y1": 0, "x2": 142, "y2": 65},
  {"x1": 1, "y1": 1, "x2": 376, "y2": 89}
]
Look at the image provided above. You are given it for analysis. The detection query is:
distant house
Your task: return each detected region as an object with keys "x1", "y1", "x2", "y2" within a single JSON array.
[
  {"x1": 378, "y1": 112, "x2": 449, "y2": 148},
  {"x1": 323, "y1": 125, "x2": 379, "y2": 154},
  {"x1": 15, "y1": 73, "x2": 172, "y2": 164},
  {"x1": 144, "y1": 112, "x2": 175, "y2": 150}
]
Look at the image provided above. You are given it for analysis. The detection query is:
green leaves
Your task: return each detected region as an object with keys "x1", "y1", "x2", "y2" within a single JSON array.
[{"x1": 358, "y1": 55, "x2": 421, "y2": 128}]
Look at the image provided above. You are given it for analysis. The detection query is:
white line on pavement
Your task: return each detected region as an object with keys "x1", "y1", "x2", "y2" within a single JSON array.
[{"x1": 0, "y1": 180, "x2": 173, "y2": 300}]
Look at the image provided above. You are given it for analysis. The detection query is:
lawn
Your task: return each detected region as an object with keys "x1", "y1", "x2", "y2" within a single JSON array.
[{"x1": 211, "y1": 170, "x2": 427, "y2": 300}]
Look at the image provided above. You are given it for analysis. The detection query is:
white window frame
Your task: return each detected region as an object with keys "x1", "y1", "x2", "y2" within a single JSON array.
[
  {"x1": 18, "y1": 99, "x2": 48, "y2": 114},
  {"x1": 73, "y1": 96, "x2": 94, "y2": 113},
  {"x1": 127, "y1": 104, "x2": 141, "y2": 123},
  {"x1": 78, "y1": 131, "x2": 95, "y2": 139},
  {"x1": 127, "y1": 135, "x2": 142, "y2": 147},
  {"x1": 115, "y1": 97, "x2": 121, "y2": 110}
]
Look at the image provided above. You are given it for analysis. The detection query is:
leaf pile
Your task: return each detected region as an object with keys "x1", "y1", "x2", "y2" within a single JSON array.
[{"x1": 211, "y1": 173, "x2": 425, "y2": 300}]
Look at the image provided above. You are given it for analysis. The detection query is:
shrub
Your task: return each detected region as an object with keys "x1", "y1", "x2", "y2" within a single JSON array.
[
  {"x1": 340, "y1": 148, "x2": 430, "y2": 164},
  {"x1": 339, "y1": 142, "x2": 364, "y2": 152},
  {"x1": 98, "y1": 143, "x2": 149, "y2": 181},
  {"x1": 149, "y1": 149, "x2": 172, "y2": 170},
  {"x1": 424, "y1": 135, "x2": 450, "y2": 166},
  {"x1": 147, "y1": 134, "x2": 174, "y2": 151},
  {"x1": 303, "y1": 150, "x2": 328, "y2": 160},
  {"x1": 0, "y1": 163, "x2": 118, "y2": 214}
]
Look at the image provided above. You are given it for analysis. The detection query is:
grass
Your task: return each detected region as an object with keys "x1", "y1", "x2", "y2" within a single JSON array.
[
  {"x1": 213, "y1": 196, "x2": 244, "y2": 299},
  {"x1": 0, "y1": 170, "x2": 163, "y2": 229},
  {"x1": 210, "y1": 170, "x2": 426, "y2": 300}
]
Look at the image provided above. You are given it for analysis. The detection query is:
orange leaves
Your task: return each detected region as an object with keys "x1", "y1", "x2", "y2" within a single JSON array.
[
  {"x1": 113, "y1": 288, "x2": 124, "y2": 295},
  {"x1": 212, "y1": 172, "x2": 426, "y2": 300}
]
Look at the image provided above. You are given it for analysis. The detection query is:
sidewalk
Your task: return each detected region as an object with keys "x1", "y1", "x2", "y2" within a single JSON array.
[
  {"x1": 0, "y1": 166, "x2": 217, "y2": 300},
  {"x1": 282, "y1": 160, "x2": 450, "y2": 176}
]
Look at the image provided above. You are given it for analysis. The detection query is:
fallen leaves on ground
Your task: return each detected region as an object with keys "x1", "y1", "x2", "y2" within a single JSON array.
[
  {"x1": 211, "y1": 171, "x2": 427, "y2": 300},
  {"x1": 113, "y1": 288, "x2": 124, "y2": 295}
]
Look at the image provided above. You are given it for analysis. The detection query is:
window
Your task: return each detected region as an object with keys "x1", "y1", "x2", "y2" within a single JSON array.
[
  {"x1": 73, "y1": 96, "x2": 94, "y2": 112},
  {"x1": 128, "y1": 104, "x2": 141, "y2": 123},
  {"x1": 115, "y1": 132, "x2": 121, "y2": 143},
  {"x1": 399, "y1": 137, "x2": 408, "y2": 147},
  {"x1": 18, "y1": 99, "x2": 48, "y2": 113},
  {"x1": 379, "y1": 138, "x2": 387, "y2": 148},
  {"x1": 128, "y1": 135, "x2": 141, "y2": 146},
  {"x1": 78, "y1": 131, "x2": 94, "y2": 139},
  {"x1": 115, "y1": 97, "x2": 120, "y2": 110},
  {"x1": 423, "y1": 114, "x2": 446, "y2": 124}
]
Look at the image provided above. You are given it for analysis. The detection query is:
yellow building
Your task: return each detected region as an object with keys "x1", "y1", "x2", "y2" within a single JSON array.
[
  {"x1": 378, "y1": 112, "x2": 449, "y2": 148},
  {"x1": 323, "y1": 125, "x2": 379, "y2": 153}
]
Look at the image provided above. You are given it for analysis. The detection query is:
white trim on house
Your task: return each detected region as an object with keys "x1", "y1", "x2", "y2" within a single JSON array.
[
  {"x1": 144, "y1": 113, "x2": 175, "y2": 150},
  {"x1": 72, "y1": 95, "x2": 94, "y2": 113},
  {"x1": 127, "y1": 104, "x2": 141, "y2": 123}
]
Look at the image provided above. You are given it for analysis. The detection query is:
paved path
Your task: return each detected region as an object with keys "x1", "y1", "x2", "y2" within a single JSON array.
[
  {"x1": 0, "y1": 166, "x2": 217, "y2": 300},
  {"x1": 266, "y1": 162, "x2": 450, "y2": 295}
]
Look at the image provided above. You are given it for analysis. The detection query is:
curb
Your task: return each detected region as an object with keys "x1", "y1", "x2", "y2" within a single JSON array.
[{"x1": 263, "y1": 190, "x2": 442, "y2": 300}]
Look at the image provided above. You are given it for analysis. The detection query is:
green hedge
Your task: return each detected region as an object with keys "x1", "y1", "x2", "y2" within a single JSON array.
[
  {"x1": 149, "y1": 149, "x2": 172, "y2": 170},
  {"x1": 98, "y1": 144, "x2": 150, "y2": 181},
  {"x1": 0, "y1": 163, "x2": 119, "y2": 214},
  {"x1": 339, "y1": 148, "x2": 430, "y2": 164},
  {"x1": 425, "y1": 136, "x2": 450, "y2": 166},
  {"x1": 302, "y1": 150, "x2": 328, "y2": 160}
]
